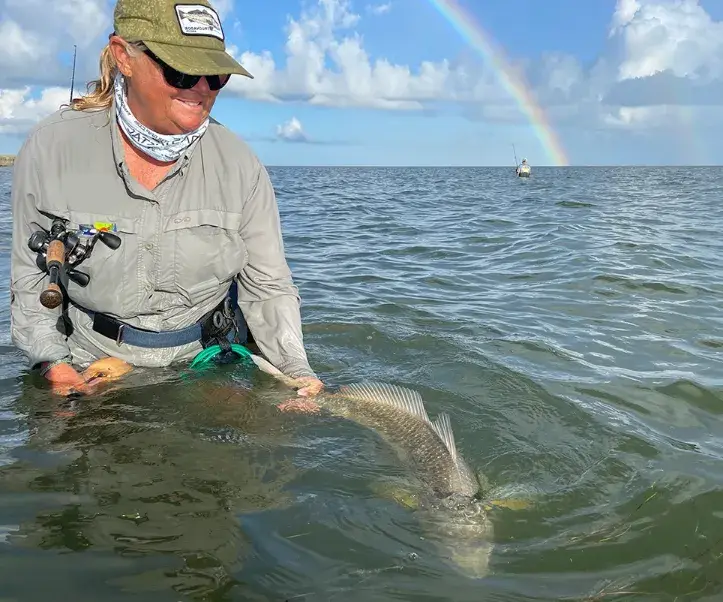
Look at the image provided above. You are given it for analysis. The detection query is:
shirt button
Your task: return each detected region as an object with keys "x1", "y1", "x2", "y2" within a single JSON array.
[{"x1": 145, "y1": 243, "x2": 154, "y2": 250}]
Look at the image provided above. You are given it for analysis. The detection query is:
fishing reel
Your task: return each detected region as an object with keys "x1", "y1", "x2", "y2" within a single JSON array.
[{"x1": 28, "y1": 218, "x2": 122, "y2": 309}]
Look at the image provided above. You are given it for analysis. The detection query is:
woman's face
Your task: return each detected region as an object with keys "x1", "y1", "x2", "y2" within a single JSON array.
[{"x1": 110, "y1": 37, "x2": 224, "y2": 135}]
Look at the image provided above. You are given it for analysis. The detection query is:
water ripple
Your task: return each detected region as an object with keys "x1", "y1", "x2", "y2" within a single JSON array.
[{"x1": 0, "y1": 165, "x2": 722, "y2": 600}]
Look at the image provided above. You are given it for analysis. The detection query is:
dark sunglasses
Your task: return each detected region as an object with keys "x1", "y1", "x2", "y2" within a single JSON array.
[{"x1": 144, "y1": 49, "x2": 230, "y2": 91}]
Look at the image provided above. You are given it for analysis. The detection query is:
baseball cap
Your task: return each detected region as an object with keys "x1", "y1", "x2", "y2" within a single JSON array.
[{"x1": 113, "y1": 0, "x2": 253, "y2": 78}]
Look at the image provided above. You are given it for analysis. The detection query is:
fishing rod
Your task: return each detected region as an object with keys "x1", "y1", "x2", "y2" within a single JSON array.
[
  {"x1": 69, "y1": 45, "x2": 77, "y2": 104},
  {"x1": 512, "y1": 143, "x2": 519, "y2": 169}
]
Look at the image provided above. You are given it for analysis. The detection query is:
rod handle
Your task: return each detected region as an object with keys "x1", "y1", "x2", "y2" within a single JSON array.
[
  {"x1": 45, "y1": 239, "x2": 65, "y2": 268},
  {"x1": 40, "y1": 280, "x2": 63, "y2": 309}
]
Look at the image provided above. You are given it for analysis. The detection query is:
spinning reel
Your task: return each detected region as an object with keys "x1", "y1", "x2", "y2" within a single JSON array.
[{"x1": 28, "y1": 218, "x2": 122, "y2": 309}]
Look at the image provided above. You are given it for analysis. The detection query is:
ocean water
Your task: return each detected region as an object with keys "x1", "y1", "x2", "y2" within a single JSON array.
[{"x1": 0, "y1": 164, "x2": 722, "y2": 601}]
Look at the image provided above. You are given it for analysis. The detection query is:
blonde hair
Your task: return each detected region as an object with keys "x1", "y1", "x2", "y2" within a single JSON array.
[{"x1": 69, "y1": 40, "x2": 145, "y2": 112}]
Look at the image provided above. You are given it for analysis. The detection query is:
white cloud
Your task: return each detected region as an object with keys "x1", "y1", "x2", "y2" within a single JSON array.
[
  {"x1": 603, "y1": 105, "x2": 665, "y2": 127},
  {"x1": 225, "y1": 0, "x2": 459, "y2": 110},
  {"x1": 610, "y1": 0, "x2": 642, "y2": 35},
  {"x1": 610, "y1": 0, "x2": 723, "y2": 81},
  {"x1": 51, "y1": 0, "x2": 110, "y2": 47},
  {"x1": 3, "y1": 0, "x2": 110, "y2": 46},
  {"x1": 0, "y1": 0, "x2": 112, "y2": 135},
  {"x1": 588, "y1": 0, "x2": 723, "y2": 129},
  {"x1": 223, "y1": 0, "x2": 723, "y2": 128},
  {"x1": 211, "y1": 0, "x2": 234, "y2": 21},
  {"x1": 0, "y1": 87, "x2": 69, "y2": 134},
  {"x1": 0, "y1": 0, "x2": 112, "y2": 89},
  {"x1": 367, "y1": 2, "x2": 391, "y2": 15},
  {"x1": 276, "y1": 117, "x2": 308, "y2": 142},
  {"x1": 2, "y1": 0, "x2": 723, "y2": 139}
]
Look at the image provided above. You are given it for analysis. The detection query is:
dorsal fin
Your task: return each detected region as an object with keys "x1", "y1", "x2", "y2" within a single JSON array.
[
  {"x1": 431, "y1": 412, "x2": 478, "y2": 494},
  {"x1": 431, "y1": 412, "x2": 458, "y2": 463},
  {"x1": 337, "y1": 382, "x2": 432, "y2": 424}
]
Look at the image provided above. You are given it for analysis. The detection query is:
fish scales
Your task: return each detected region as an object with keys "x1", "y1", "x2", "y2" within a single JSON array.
[{"x1": 319, "y1": 382, "x2": 479, "y2": 498}]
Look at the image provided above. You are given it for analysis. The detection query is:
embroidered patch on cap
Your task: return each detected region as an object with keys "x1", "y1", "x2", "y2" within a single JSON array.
[{"x1": 175, "y1": 4, "x2": 224, "y2": 40}]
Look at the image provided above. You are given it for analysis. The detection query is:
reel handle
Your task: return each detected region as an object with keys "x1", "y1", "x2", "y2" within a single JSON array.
[
  {"x1": 98, "y1": 231, "x2": 121, "y2": 250},
  {"x1": 68, "y1": 269, "x2": 90, "y2": 287}
]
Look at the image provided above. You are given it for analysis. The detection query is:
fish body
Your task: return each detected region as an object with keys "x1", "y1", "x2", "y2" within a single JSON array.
[
  {"x1": 320, "y1": 382, "x2": 480, "y2": 499},
  {"x1": 249, "y1": 355, "x2": 480, "y2": 500},
  {"x1": 250, "y1": 354, "x2": 496, "y2": 577}
]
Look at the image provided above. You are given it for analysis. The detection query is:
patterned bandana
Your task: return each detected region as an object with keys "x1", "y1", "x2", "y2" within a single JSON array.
[{"x1": 113, "y1": 72, "x2": 209, "y2": 162}]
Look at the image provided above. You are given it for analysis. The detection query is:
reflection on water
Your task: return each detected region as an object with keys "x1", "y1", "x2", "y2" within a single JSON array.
[{"x1": 0, "y1": 372, "x2": 306, "y2": 599}]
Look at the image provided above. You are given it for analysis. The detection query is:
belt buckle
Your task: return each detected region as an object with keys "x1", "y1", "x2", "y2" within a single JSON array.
[{"x1": 116, "y1": 324, "x2": 125, "y2": 346}]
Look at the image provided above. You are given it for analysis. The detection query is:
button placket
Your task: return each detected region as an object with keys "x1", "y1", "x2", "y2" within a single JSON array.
[
  {"x1": 141, "y1": 195, "x2": 162, "y2": 305},
  {"x1": 155, "y1": 181, "x2": 180, "y2": 296}
]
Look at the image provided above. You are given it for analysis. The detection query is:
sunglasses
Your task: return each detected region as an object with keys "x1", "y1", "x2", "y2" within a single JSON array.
[{"x1": 144, "y1": 48, "x2": 230, "y2": 91}]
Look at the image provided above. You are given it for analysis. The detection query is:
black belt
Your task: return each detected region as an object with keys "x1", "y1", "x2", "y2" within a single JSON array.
[{"x1": 85, "y1": 290, "x2": 245, "y2": 348}]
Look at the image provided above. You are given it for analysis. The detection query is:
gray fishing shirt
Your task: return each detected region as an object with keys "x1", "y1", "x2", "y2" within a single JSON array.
[{"x1": 10, "y1": 104, "x2": 316, "y2": 379}]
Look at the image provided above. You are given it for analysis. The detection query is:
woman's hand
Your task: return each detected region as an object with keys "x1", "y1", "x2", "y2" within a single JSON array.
[
  {"x1": 44, "y1": 362, "x2": 86, "y2": 389},
  {"x1": 45, "y1": 357, "x2": 133, "y2": 396},
  {"x1": 276, "y1": 376, "x2": 324, "y2": 414},
  {"x1": 294, "y1": 376, "x2": 324, "y2": 397},
  {"x1": 45, "y1": 363, "x2": 92, "y2": 396}
]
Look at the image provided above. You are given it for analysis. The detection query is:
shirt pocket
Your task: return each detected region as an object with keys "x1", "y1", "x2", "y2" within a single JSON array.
[
  {"x1": 162, "y1": 209, "x2": 247, "y2": 306},
  {"x1": 62, "y1": 211, "x2": 140, "y2": 315}
]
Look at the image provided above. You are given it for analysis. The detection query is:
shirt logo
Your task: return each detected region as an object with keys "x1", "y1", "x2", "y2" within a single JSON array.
[{"x1": 175, "y1": 4, "x2": 224, "y2": 40}]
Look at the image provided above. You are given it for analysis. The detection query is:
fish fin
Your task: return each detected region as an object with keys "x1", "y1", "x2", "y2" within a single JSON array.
[
  {"x1": 433, "y1": 413, "x2": 480, "y2": 496},
  {"x1": 483, "y1": 498, "x2": 532, "y2": 511},
  {"x1": 369, "y1": 480, "x2": 421, "y2": 510},
  {"x1": 430, "y1": 412, "x2": 459, "y2": 464},
  {"x1": 337, "y1": 382, "x2": 432, "y2": 423},
  {"x1": 480, "y1": 482, "x2": 541, "y2": 511}
]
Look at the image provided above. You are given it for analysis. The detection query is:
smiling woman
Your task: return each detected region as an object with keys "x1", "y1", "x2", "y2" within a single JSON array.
[{"x1": 9, "y1": 0, "x2": 324, "y2": 398}]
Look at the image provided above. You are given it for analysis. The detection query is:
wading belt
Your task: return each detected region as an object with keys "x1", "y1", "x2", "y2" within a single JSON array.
[{"x1": 77, "y1": 282, "x2": 248, "y2": 350}]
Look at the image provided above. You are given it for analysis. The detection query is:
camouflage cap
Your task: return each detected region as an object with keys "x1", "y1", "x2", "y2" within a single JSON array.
[{"x1": 113, "y1": 0, "x2": 253, "y2": 78}]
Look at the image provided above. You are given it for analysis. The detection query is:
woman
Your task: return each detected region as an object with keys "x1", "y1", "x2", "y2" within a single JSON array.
[{"x1": 9, "y1": 0, "x2": 323, "y2": 398}]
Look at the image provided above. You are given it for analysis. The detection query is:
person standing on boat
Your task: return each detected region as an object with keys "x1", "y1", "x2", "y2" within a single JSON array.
[{"x1": 9, "y1": 0, "x2": 323, "y2": 398}]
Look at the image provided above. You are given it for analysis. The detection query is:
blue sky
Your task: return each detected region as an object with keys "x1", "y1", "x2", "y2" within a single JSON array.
[{"x1": 1, "y1": 0, "x2": 723, "y2": 165}]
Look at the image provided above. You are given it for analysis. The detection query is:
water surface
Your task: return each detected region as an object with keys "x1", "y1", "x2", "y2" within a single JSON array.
[{"x1": 0, "y1": 165, "x2": 722, "y2": 600}]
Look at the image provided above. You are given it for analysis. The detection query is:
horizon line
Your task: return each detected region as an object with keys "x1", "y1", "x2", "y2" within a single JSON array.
[
  {"x1": 3, "y1": 163, "x2": 723, "y2": 168},
  {"x1": 263, "y1": 163, "x2": 723, "y2": 168},
  {"x1": 1, "y1": 155, "x2": 721, "y2": 168}
]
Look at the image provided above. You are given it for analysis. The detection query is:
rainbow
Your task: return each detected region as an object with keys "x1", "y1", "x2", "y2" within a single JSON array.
[{"x1": 427, "y1": 0, "x2": 570, "y2": 166}]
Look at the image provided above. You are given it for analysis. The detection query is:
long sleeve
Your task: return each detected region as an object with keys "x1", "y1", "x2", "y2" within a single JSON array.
[
  {"x1": 10, "y1": 133, "x2": 72, "y2": 370},
  {"x1": 235, "y1": 162, "x2": 316, "y2": 379}
]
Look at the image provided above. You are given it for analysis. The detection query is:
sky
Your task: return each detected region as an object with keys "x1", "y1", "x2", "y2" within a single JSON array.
[{"x1": 1, "y1": 0, "x2": 723, "y2": 166}]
